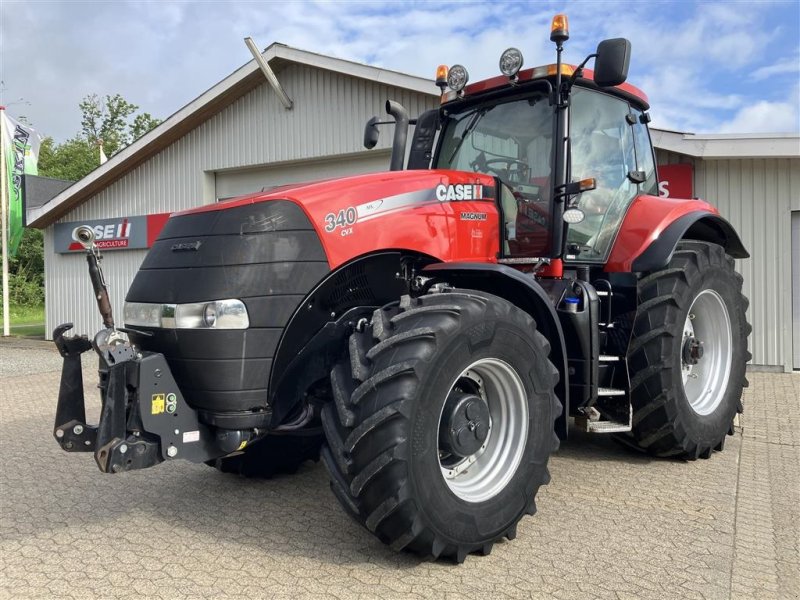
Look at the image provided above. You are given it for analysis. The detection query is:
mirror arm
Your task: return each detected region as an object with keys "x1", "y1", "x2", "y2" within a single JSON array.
[{"x1": 566, "y1": 53, "x2": 597, "y2": 89}]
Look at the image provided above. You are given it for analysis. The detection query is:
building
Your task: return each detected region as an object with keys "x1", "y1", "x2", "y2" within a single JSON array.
[{"x1": 27, "y1": 44, "x2": 800, "y2": 371}]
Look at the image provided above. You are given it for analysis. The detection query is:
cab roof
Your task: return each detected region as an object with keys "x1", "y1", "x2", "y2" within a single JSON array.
[{"x1": 442, "y1": 64, "x2": 650, "y2": 111}]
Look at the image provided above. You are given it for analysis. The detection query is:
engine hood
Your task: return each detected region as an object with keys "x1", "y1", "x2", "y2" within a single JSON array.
[{"x1": 176, "y1": 169, "x2": 500, "y2": 268}]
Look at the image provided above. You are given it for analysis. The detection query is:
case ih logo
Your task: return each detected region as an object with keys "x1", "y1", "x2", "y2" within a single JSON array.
[
  {"x1": 54, "y1": 213, "x2": 171, "y2": 254},
  {"x1": 435, "y1": 183, "x2": 484, "y2": 202},
  {"x1": 69, "y1": 220, "x2": 132, "y2": 250}
]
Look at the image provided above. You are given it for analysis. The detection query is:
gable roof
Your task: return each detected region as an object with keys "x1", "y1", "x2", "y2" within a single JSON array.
[{"x1": 28, "y1": 44, "x2": 437, "y2": 228}]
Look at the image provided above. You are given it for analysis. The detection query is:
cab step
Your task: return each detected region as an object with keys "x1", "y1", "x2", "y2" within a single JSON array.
[
  {"x1": 587, "y1": 420, "x2": 631, "y2": 433},
  {"x1": 598, "y1": 387, "x2": 625, "y2": 396}
]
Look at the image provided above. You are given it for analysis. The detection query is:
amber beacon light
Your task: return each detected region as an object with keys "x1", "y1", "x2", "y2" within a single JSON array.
[
  {"x1": 435, "y1": 65, "x2": 449, "y2": 92},
  {"x1": 550, "y1": 13, "x2": 569, "y2": 43}
]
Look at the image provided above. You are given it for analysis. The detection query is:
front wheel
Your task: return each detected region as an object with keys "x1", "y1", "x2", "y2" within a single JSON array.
[
  {"x1": 320, "y1": 290, "x2": 560, "y2": 562},
  {"x1": 626, "y1": 241, "x2": 751, "y2": 459}
]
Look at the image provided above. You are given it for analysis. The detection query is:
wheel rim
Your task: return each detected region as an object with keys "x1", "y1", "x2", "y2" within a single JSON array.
[
  {"x1": 680, "y1": 289, "x2": 733, "y2": 415},
  {"x1": 437, "y1": 358, "x2": 529, "y2": 503}
]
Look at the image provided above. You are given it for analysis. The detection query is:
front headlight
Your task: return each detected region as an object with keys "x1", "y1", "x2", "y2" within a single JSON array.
[{"x1": 123, "y1": 299, "x2": 249, "y2": 330}]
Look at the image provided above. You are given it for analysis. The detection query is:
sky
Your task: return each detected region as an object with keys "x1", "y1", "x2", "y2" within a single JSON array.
[{"x1": 1, "y1": 0, "x2": 799, "y2": 142}]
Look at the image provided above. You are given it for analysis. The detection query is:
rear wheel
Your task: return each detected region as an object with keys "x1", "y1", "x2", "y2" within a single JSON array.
[
  {"x1": 321, "y1": 290, "x2": 560, "y2": 562},
  {"x1": 626, "y1": 241, "x2": 751, "y2": 459}
]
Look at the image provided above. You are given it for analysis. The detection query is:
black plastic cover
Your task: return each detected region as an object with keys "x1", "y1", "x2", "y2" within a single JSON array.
[{"x1": 126, "y1": 201, "x2": 329, "y2": 413}]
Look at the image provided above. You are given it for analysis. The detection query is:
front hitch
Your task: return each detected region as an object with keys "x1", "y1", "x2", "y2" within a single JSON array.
[
  {"x1": 52, "y1": 229, "x2": 255, "y2": 473},
  {"x1": 52, "y1": 323, "x2": 237, "y2": 473}
]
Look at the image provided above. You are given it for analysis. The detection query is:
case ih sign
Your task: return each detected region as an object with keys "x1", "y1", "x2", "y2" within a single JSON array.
[{"x1": 54, "y1": 213, "x2": 171, "y2": 253}]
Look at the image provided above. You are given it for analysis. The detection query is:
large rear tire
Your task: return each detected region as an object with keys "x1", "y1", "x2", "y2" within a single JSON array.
[
  {"x1": 321, "y1": 290, "x2": 560, "y2": 562},
  {"x1": 627, "y1": 241, "x2": 751, "y2": 459}
]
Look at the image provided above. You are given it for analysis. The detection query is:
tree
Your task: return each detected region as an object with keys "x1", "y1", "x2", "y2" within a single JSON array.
[
  {"x1": 37, "y1": 93, "x2": 162, "y2": 182},
  {"x1": 130, "y1": 112, "x2": 161, "y2": 142},
  {"x1": 38, "y1": 136, "x2": 98, "y2": 181}
]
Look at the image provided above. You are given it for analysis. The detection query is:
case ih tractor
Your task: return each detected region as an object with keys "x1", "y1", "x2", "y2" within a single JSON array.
[{"x1": 53, "y1": 15, "x2": 750, "y2": 563}]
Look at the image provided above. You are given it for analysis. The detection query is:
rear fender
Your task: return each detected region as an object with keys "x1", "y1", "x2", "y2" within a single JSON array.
[
  {"x1": 630, "y1": 212, "x2": 749, "y2": 272},
  {"x1": 422, "y1": 262, "x2": 569, "y2": 439},
  {"x1": 606, "y1": 194, "x2": 748, "y2": 272}
]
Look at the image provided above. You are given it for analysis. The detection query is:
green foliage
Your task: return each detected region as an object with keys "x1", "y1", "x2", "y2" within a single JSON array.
[
  {"x1": 79, "y1": 93, "x2": 161, "y2": 156},
  {"x1": 37, "y1": 93, "x2": 163, "y2": 182},
  {"x1": 38, "y1": 136, "x2": 99, "y2": 181},
  {"x1": 130, "y1": 112, "x2": 161, "y2": 142},
  {"x1": 0, "y1": 304, "x2": 45, "y2": 338},
  {"x1": 3, "y1": 229, "x2": 45, "y2": 306}
]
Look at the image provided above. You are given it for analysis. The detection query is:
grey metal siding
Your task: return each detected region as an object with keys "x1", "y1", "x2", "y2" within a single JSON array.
[
  {"x1": 215, "y1": 151, "x2": 391, "y2": 199},
  {"x1": 792, "y1": 211, "x2": 800, "y2": 369},
  {"x1": 45, "y1": 65, "x2": 439, "y2": 338},
  {"x1": 692, "y1": 158, "x2": 799, "y2": 371},
  {"x1": 657, "y1": 150, "x2": 799, "y2": 370}
]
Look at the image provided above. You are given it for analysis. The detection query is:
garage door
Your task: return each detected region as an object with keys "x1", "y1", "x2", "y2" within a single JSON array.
[
  {"x1": 215, "y1": 151, "x2": 391, "y2": 199},
  {"x1": 793, "y1": 211, "x2": 800, "y2": 369}
]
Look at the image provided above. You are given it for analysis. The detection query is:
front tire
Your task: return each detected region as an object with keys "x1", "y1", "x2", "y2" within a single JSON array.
[
  {"x1": 321, "y1": 290, "x2": 560, "y2": 562},
  {"x1": 627, "y1": 241, "x2": 751, "y2": 459}
]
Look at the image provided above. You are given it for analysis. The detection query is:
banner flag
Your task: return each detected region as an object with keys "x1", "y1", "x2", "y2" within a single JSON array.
[{"x1": 1, "y1": 112, "x2": 42, "y2": 256}]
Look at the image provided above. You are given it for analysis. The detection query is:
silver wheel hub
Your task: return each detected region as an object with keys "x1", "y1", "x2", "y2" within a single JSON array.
[
  {"x1": 680, "y1": 289, "x2": 733, "y2": 415},
  {"x1": 437, "y1": 358, "x2": 529, "y2": 503}
]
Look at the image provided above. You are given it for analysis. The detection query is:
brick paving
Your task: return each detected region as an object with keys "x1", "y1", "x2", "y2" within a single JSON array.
[{"x1": 0, "y1": 339, "x2": 797, "y2": 599}]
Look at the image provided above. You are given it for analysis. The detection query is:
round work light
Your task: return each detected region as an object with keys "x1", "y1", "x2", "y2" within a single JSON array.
[
  {"x1": 499, "y1": 48, "x2": 524, "y2": 77},
  {"x1": 447, "y1": 64, "x2": 469, "y2": 92}
]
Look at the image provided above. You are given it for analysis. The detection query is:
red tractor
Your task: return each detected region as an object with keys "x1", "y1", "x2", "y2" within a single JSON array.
[{"x1": 53, "y1": 15, "x2": 750, "y2": 563}]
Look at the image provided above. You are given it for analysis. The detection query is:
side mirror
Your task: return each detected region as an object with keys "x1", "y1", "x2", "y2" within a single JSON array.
[
  {"x1": 594, "y1": 38, "x2": 631, "y2": 87},
  {"x1": 364, "y1": 116, "x2": 381, "y2": 149}
]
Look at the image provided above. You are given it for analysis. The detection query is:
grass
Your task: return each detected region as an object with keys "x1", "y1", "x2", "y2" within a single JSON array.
[{"x1": 0, "y1": 304, "x2": 45, "y2": 338}]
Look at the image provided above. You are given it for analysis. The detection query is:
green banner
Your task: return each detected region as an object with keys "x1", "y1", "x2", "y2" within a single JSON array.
[{"x1": 2, "y1": 112, "x2": 41, "y2": 257}]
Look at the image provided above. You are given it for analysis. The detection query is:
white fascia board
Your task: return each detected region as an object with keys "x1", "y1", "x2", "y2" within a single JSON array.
[
  {"x1": 651, "y1": 128, "x2": 800, "y2": 159},
  {"x1": 270, "y1": 45, "x2": 438, "y2": 97},
  {"x1": 650, "y1": 129, "x2": 706, "y2": 157},
  {"x1": 697, "y1": 135, "x2": 800, "y2": 159}
]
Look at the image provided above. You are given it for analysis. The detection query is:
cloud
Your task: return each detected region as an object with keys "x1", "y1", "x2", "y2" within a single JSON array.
[
  {"x1": 717, "y1": 85, "x2": 800, "y2": 133},
  {"x1": 751, "y1": 54, "x2": 800, "y2": 81},
  {"x1": 2, "y1": 0, "x2": 798, "y2": 140}
]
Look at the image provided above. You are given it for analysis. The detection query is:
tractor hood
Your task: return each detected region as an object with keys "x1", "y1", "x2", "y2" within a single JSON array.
[
  {"x1": 175, "y1": 169, "x2": 501, "y2": 268},
  {"x1": 125, "y1": 168, "x2": 500, "y2": 418}
]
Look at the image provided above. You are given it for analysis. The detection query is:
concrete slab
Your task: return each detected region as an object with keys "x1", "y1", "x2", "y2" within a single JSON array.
[{"x1": 1, "y1": 340, "x2": 797, "y2": 599}]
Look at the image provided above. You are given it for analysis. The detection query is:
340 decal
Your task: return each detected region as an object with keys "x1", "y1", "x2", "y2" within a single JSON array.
[{"x1": 324, "y1": 207, "x2": 357, "y2": 232}]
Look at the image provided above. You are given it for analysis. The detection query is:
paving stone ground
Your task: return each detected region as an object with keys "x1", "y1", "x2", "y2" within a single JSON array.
[{"x1": 1, "y1": 338, "x2": 798, "y2": 599}]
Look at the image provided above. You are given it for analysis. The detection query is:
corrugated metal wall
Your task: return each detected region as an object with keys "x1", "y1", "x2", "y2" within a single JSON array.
[
  {"x1": 656, "y1": 150, "x2": 800, "y2": 371},
  {"x1": 44, "y1": 64, "x2": 439, "y2": 338}
]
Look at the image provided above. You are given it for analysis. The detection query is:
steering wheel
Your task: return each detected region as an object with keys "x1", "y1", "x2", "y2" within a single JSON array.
[
  {"x1": 482, "y1": 158, "x2": 530, "y2": 183},
  {"x1": 470, "y1": 153, "x2": 530, "y2": 183}
]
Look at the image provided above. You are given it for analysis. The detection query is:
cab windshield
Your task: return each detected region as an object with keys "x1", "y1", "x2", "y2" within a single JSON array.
[{"x1": 435, "y1": 91, "x2": 554, "y2": 256}]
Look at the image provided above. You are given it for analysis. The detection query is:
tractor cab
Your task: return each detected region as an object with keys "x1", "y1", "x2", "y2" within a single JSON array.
[
  {"x1": 377, "y1": 14, "x2": 658, "y2": 266},
  {"x1": 434, "y1": 30, "x2": 656, "y2": 267}
]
